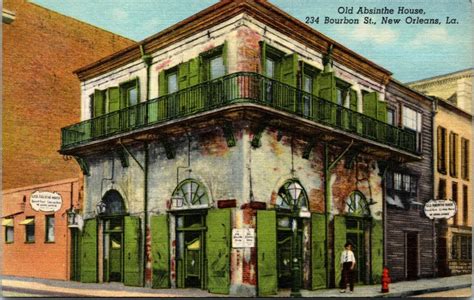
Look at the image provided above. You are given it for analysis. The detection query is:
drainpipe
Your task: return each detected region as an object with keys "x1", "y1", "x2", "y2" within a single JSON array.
[{"x1": 140, "y1": 44, "x2": 152, "y2": 287}]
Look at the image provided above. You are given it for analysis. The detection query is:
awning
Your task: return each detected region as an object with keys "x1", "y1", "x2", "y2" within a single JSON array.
[
  {"x1": 19, "y1": 218, "x2": 34, "y2": 225},
  {"x1": 2, "y1": 219, "x2": 13, "y2": 227}
]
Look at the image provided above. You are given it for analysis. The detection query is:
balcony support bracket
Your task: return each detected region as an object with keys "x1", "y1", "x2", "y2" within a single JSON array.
[
  {"x1": 251, "y1": 124, "x2": 266, "y2": 148},
  {"x1": 116, "y1": 147, "x2": 130, "y2": 168},
  {"x1": 162, "y1": 139, "x2": 176, "y2": 160},
  {"x1": 344, "y1": 148, "x2": 361, "y2": 169},
  {"x1": 302, "y1": 140, "x2": 316, "y2": 160},
  {"x1": 74, "y1": 156, "x2": 90, "y2": 176},
  {"x1": 222, "y1": 121, "x2": 236, "y2": 148}
]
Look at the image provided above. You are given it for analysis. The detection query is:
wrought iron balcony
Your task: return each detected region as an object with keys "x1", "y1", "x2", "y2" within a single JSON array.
[{"x1": 61, "y1": 72, "x2": 417, "y2": 154}]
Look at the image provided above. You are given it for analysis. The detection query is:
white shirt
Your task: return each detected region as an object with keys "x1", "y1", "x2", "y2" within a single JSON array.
[{"x1": 341, "y1": 249, "x2": 356, "y2": 263}]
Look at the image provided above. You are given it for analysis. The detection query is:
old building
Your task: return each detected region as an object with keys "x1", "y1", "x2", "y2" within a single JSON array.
[
  {"x1": 2, "y1": 0, "x2": 134, "y2": 280},
  {"x1": 2, "y1": 0, "x2": 135, "y2": 190},
  {"x1": 408, "y1": 69, "x2": 472, "y2": 276},
  {"x1": 59, "y1": 0, "x2": 433, "y2": 295},
  {"x1": 2, "y1": 179, "x2": 82, "y2": 280}
]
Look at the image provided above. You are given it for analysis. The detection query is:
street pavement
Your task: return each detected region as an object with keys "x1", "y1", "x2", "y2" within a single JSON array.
[{"x1": 0, "y1": 274, "x2": 471, "y2": 298}]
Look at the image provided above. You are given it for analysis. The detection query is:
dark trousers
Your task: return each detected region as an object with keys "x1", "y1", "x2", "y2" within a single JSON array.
[{"x1": 340, "y1": 262, "x2": 354, "y2": 291}]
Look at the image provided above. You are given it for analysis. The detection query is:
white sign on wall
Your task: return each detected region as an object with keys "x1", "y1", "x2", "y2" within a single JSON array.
[
  {"x1": 30, "y1": 191, "x2": 62, "y2": 212},
  {"x1": 424, "y1": 199, "x2": 457, "y2": 220},
  {"x1": 232, "y1": 228, "x2": 255, "y2": 248}
]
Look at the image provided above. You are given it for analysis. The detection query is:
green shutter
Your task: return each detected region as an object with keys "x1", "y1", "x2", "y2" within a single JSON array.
[
  {"x1": 376, "y1": 100, "x2": 387, "y2": 122},
  {"x1": 155, "y1": 70, "x2": 168, "y2": 122},
  {"x1": 188, "y1": 58, "x2": 201, "y2": 87},
  {"x1": 107, "y1": 87, "x2": 120, "y2": 112},
  {"x1": 93, "y1": 89, "x2": 105, "y2": 117},
  {"x1": 280, "y1": 53, "x2": 298, "y2": 88},
  {"x1": 280, "y1": 53, "x2": 298, "y2": 112},
  {"x1": 135, "y1": 77, "x2": 141, "y2": 104},
  {"x1": 349, "y1": 89, "x2": 358, "y2": 111},
  {"x1": 151, "y1": 215, "x2": 170, "y2": 289},
  {"x1": 334, "y1": 216, "x2": 346, "y2": 288},
  {"x1": 178, "y1": 62, "x2": 189, "y2": 90},
  {"x1": 371, "y1": 220, "x2": 383, "y2": 284},
  {"x1": 318, "y1": 72, "x2": 337, "y2": 124},
  {"x1": 124, "y1": 216, "x2": 142, "y2": 287},
  {"x1": 222, "y1": 41, "x2": 228, "y2": 74},
  {"x1": 206, "y1": 209, "x2": 231, "y2": 294},
  {"x1": 107, "y1": 87, "x2": 120, "y2": 133},
  {"x1": 159, "y1": 70, "x2": 167, "y2": 96},
  {"x1": 318, "y1": 72, "x2": 337, "y2": 103},
  {"x1": 188, "y1": 57, "x2": 203, "y2": 111},
  {"x1": 257, "y1": 210, "x2": 277, "y2": 296},
  {"x1": 363, "y1": 92, "x2": 378, "y2": 119},
  {"x1": 178, "y1": 62, "x2": 189, "y2": 114},
  {"x1": 376, "y1": 100, "x2": 387, "y2": 140},
  {"x1": 80, "y1": 218, "x2": 97, "y2": 283},
  {"x1": 260, "y1": 41, "x2": 267, "y2": 75},
  {"x1": 311, "y1": 213, "x2": 326, "y2": 290}
]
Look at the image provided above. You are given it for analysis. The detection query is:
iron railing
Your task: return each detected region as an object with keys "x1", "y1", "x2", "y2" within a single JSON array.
[{"x1": 61, "y1": 72, "x2": 417, "y2": 153}]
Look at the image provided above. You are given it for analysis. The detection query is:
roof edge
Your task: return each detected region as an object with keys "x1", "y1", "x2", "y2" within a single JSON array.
[{"x1": 74, "y1": 0, "x2": 392, "y2": 83}]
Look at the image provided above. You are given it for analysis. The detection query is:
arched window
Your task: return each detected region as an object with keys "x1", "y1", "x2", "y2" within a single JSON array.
[
  {"x1": 276, "y1": 179, "x2": 309, "y2": 210},
  {"x1": 102, "y1": 190, "x2": 126, "y2": 216},
  {"x1": 345, "y1": 191, "x2": 370, "y2": 216},
  {"x1": 172, "y1": 179, "x2": 209, "y2": 207}
]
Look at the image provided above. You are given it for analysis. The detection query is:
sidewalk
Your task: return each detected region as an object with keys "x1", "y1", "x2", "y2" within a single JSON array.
[{"x1": 1, "y1": 274, "x2": 471, "y2": 297}]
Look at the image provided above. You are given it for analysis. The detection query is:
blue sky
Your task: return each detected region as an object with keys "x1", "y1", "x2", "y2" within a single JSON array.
[{"x1": 32, "y1": 0, "x2": 472, "y2": 82}]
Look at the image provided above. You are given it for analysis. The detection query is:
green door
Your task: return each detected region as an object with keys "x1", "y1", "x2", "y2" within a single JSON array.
[
  {"x1": 151, "y1": 215, "x2": 170, "y2": 288},
  {"x1": 124, "y1": 216, "x2": 142, "y2": 287},
  {"x1": 71, "y1": 228, "x2": 82, "y2": 281},
  {"x1": 311, "y1": 213, "x2": 326, "y2": 290},
  {"x1": 206, "y1": 209, "x2": 231, "y2": 294},
  {"x1": 109, "y1": 232, "x2": 123, "y2": 282},
  {"x1": 257, "y1": 210, "x2": 277, "y2": 296},
  {"x1": 346, "y1": 217, "x2": 367, "y2": 284},
  {"x1": 81, "y1": 219, "x2": 98, "y2": 283},
  {"x1": 371, "y1": 220, "x2": 383, "y2": 284},
  {"x1": 334, "y1": 215, "x2": 346, "y2": 288}
]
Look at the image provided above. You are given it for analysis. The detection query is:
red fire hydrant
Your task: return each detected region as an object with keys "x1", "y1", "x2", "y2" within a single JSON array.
[{"x1": 381, "y1": 267, "x2": 391, "y2": 293}]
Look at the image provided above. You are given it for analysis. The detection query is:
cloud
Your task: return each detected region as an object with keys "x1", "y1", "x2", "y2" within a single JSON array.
[
  {"x1": 349, "y1": 25, "x2": 399, "y2": 45},
  {"x1": 408, "y1": 27, "x2": 452, "y2": 48},
  {"x1": 112, "y1": 8, "x2": 129, "y2": 21}
]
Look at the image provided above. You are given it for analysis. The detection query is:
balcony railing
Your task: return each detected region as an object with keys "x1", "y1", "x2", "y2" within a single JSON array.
[{"x1": 61, "y1": 72, "x2": 417, "y2": 153}]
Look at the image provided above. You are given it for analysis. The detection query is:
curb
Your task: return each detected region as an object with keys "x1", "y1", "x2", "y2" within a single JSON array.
[{"x1": 381, "y1": 283, "x2": 472, "y2": 298}]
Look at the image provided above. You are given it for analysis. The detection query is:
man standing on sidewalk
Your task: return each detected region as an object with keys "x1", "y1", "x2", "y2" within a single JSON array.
[{"x1": 340, "y1": 242, "x2": 356, "y2": 293}]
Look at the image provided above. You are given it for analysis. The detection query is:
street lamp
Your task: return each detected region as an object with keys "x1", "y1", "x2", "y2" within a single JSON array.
[{"x1": 285, "y1": 181, "x2": 311, "y2": 298}]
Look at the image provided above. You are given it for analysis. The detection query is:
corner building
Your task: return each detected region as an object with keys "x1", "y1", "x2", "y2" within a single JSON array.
[{"x1": 60, "y1": 0, "x2": 433, "y2": 295}]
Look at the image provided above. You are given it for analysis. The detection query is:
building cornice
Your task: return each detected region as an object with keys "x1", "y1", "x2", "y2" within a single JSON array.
[
  {"x1": 406, "y1": 69, "x2": 473, "y2": 88},
  {"x1": 74, "y1": 0, "x2": 392, "y2": 83}
]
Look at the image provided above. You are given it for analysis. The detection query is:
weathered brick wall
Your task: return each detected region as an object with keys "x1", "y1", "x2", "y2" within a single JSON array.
[{"x1": 2, "y1": 0, "x2": 135, "y2": 189}]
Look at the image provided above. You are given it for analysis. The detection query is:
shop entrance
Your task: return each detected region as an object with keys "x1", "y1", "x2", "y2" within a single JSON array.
[
  {"x1": 100, "y1": 190, "x2": 127, "y2": 283},
  {"x1": 104, "y1": 218, "x2": 124, "y2": 282},
  {"x1": 406, "y1": 232, "x2": 419, "y2": 280},
  {"x1": 277, "y1": 215, "x2": 303, "y2": 288},
  {"x1": 176, "y1": 213, "x2": 206, "y2": 289},
  {"x1": 274, "y1": 179, "x2": 309, "y2": 290},
  {"x1": 345, "y1": 217, "x2": 367, "y2": 284}
]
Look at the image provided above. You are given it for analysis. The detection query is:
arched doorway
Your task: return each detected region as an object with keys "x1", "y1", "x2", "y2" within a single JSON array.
[
  {"x1": 275, "y1": 179, "x2": 309, "y2": 289},
  {"x1": 101, "y1": 190, "x2": 126, "y2": 283},
  {"x1": 344, "y1": 191, "x2": 370, "y2": 284},
  {"x1": 171, "y1": 179, "x2": 210, "y2": 289}
]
